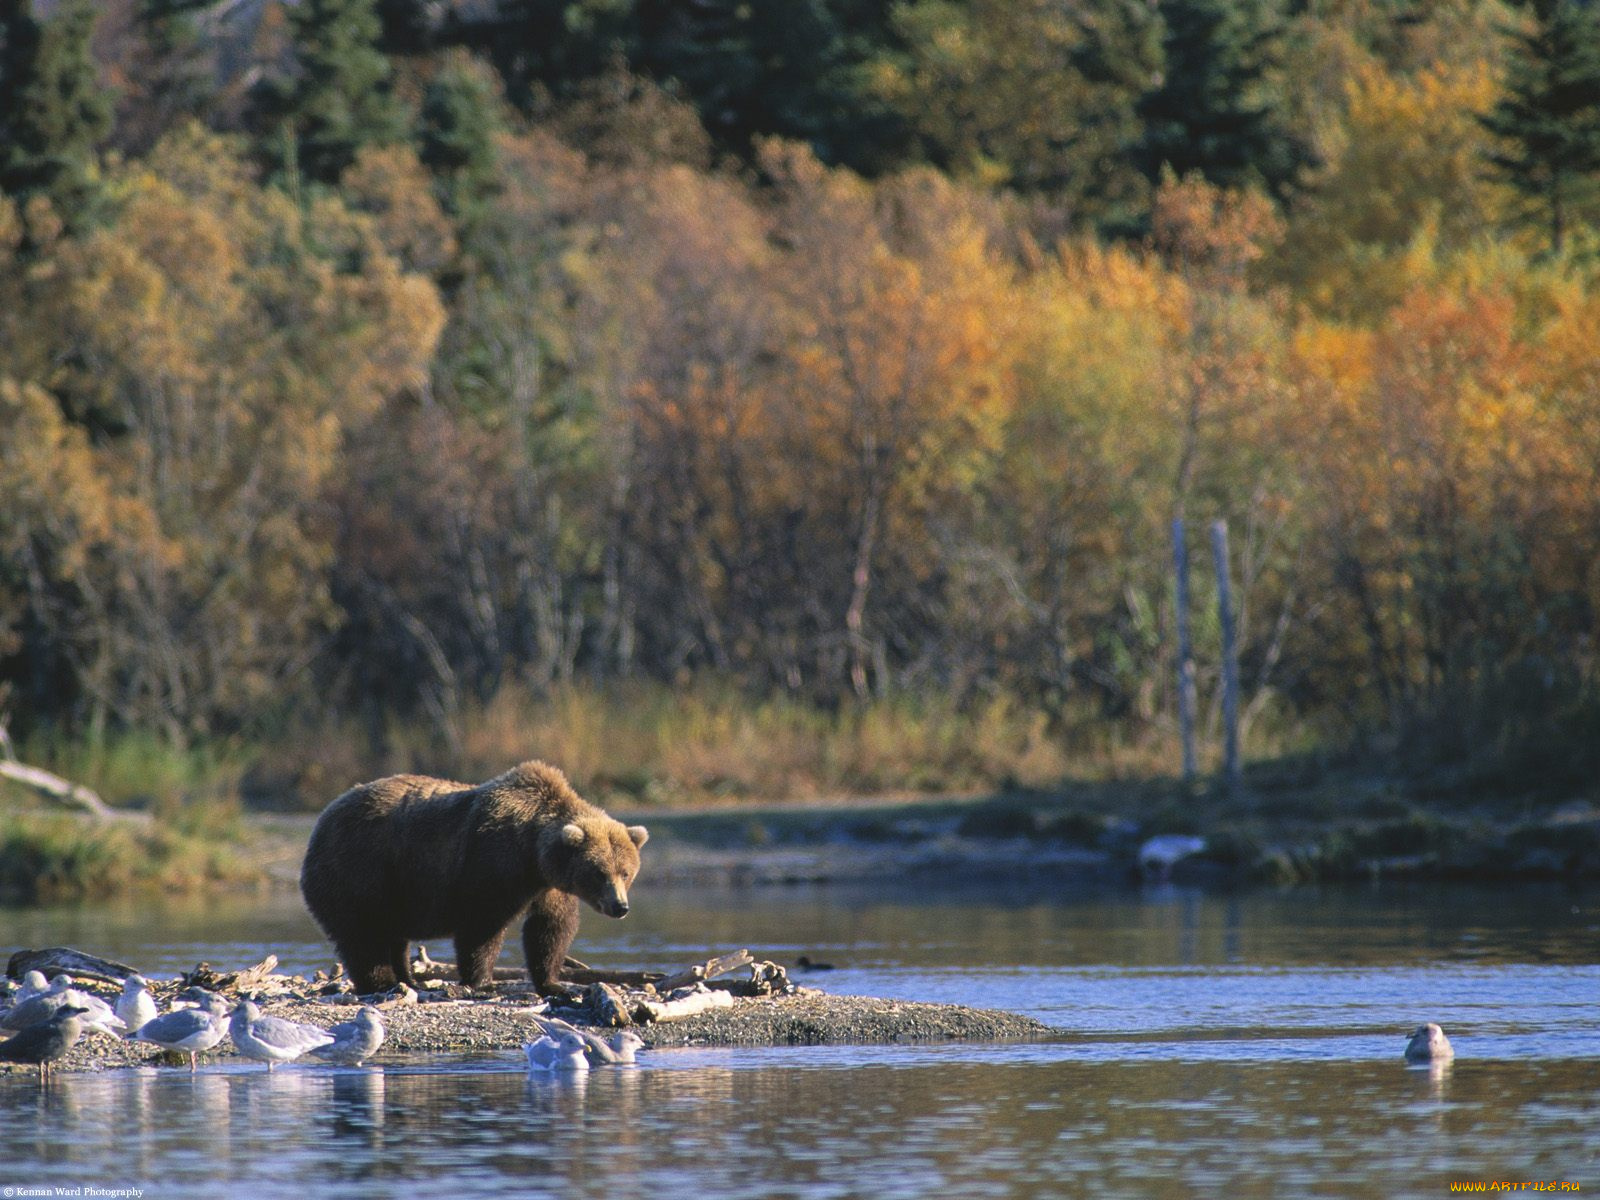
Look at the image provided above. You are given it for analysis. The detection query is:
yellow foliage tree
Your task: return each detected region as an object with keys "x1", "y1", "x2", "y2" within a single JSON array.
[
  {"x1": 760, "y1": 143, "x2": 1018, "y2": 696},
  {"x1": 0, "y1": 127, "x2": 444, "y2": 741},
  {"x1": 1271, "y1": 59, "x2": 1502, "y2": 318}
]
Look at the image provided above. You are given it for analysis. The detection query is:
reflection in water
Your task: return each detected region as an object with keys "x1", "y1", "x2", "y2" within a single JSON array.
[
  {"x1": 0, "y1": 883, "x2": 1596, "y2": 1198},
  {"x1": 1, "y1": 1053, "x2": 1594, "y2": 1199},
  {"x1": 1406, "y1": 1057, "x2": 1454, "y2": 1109}
]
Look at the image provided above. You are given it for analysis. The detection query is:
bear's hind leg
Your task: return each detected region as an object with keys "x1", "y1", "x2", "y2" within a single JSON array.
[
  {"x1": 455, "y1": 924, "x2": 508, "y2": 989},
  {"x1": 339, "y1": 941, "x2": 397, "y2": 994},
  {"x1": 521, "y1": 889, "x2": 580, "y2": 994},
  {"x1": 388, "y1": 940, "x2": 417, "y2": 988}
]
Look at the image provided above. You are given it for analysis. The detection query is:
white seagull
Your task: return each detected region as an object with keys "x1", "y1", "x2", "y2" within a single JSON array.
[
  {"x1": 15, "y1": 970, "x2": 50, "y2": 1004},
  {"x1": 523, "y1": 1030, "x2": 591, "y2": 1072},
  {"x1": 532, "y1": 1015, "x2": 646, "y2": 1065},
  {"x1": 308, "y1": 1006, "x2": 386, "y2": 1065},
  {"x1": 115, "y1": 975, "x2": 159, "y2": 1038},
  {"x1": 229, "y1": 1000, "x2": 335, "y2": 1070},
  {"x1": 2, "y1": 975, "x2": 124, "y2": 1036},
  {"x1": 133, "y1": 991, "x2": 230, "y2": 1070}
]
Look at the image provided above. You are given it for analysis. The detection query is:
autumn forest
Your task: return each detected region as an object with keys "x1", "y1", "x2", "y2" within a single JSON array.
[{"x1": 2, "y1": 0, "x2": 1599, "y2": 810}]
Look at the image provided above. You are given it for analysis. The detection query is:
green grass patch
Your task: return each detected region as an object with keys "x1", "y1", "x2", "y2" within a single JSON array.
[{"x1": 0, "y1": 811, "x2": 263, "y2": 905}]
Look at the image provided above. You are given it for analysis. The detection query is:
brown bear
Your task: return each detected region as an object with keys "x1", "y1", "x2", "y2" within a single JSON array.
[{"x1": 300, "y1": 761, "x2": 647, "y2": 995}]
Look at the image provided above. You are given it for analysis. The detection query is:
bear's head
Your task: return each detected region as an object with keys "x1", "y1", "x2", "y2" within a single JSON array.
[{"x1": 541, "y1": 815, "x2": 648, "y2": 919}]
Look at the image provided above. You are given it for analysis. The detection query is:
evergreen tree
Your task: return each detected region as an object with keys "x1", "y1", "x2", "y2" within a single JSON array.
[
  {"x1": 125, "y1": 0, "x2": 216, "y2": 152},
  {"x1": 474, "y1": 0, "x2": 903, "y2": 168},
  {"x1": 0, "y1": 0, "x2": 112, "y2": 224},
  {"x1": 376, "y1": 0, "x2": 434, "y2": 55},
  {"x1": 1480, "y1": 0, "x2": 1600, "y2": 254},
  {"x1": 633, "y1": 0, "x2": 900, "y2": 165},
  {"x1": 469, "y1": 0, "x2": 638, "y2": 111},
  {"x1": 417, "y1": 52, "x2": 503, "y2": 229},
  {"x1": 1133, "y1": 0, "x2": 1312, "y2": 201},
  {"x1": 1070, "y1": 0, "x2": 1165, "y2": 230},
  {"x1": 254, "y1": 0, "x2": 408, "y2": 187}
]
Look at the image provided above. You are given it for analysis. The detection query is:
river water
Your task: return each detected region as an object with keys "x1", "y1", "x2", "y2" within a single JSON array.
[{"x1": 1, "y1": 881, "x2": 1596, "y2": 1198}]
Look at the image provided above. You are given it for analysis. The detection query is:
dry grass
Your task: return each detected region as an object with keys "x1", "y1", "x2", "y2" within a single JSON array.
[
  {"x1": 260, "y1": 682, "x2": 1172, "y2": 809},
  {"x1": 459, "y1": 684, "x2": 1086, "y2": 804}
]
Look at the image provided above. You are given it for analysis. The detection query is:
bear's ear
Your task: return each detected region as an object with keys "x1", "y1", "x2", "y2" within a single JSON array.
[
  {"x1": 626, "y1": 825, "x2": 649, "y2": 848},
  {"x1": 560, "y1": 822, "x2": 586, "y2": 846}
]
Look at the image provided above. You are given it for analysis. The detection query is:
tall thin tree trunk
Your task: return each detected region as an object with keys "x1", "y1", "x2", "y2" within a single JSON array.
[
  {"x1": 845, "y1": 486, "x2": 883, "y2": 700},
  {"x1": 1211, "y1": 520, "x2": 1241, "y2": 797},
  {"x1": 1173, "y1": 517, "x2": 1197, "y2": 782}
]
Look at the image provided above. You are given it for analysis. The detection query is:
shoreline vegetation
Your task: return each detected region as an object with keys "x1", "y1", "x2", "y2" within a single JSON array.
[
  {"x1": 3, "y1": 683, "x2": 1597, "y2": 904},
  {"x1": 3, "y1": 3, "x2": 1600, "y2": 911}
]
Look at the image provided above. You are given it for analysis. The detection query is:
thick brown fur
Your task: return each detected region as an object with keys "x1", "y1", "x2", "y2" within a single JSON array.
[{"x1": 300, "y1": 761, "x2": 647, "y2": 994}]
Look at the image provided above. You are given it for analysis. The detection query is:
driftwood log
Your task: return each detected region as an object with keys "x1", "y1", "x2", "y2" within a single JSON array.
[
  {"x1": 179, "y1": 954, "x2": 281, "y2": 994},
  {"x1": 580, "y1": 981, "x2": 633, "y2": 1027},
  {"x1": 637, "y1": 986, "x2": 736, "y2": 1023},
  {"x1": 657, "y1": 949, "x2": 754, "y2": 991},
  {"x1": 7, "y1": 947, "x2": 142, "y2": 986},
  {"x1": 406, "y1": 945, "x2": 671, "y2": 989},
  {"x1": 400, "y1": 948, "x2": 757, "y2": 993}
]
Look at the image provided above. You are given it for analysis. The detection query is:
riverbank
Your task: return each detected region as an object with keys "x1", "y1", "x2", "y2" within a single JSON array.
[
  {"x1": 11, "y1": 994, "x2": 1056, "y2": 1074},
  {"x1": 6, "y1": 766, "x2": 1600, "y2": 904},
  {"x1": 0, "y1": 964, "x2": 1057, "y2": 1075},
  {"x1": 579, "y1": 768, "x2": 1600, "y2": 887}
]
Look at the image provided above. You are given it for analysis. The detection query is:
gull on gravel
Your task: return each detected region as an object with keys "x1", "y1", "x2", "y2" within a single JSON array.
[
  {"x1": 2, "y1": 976, "x2": 124, "y2": 1036},
  {"x1": 15, "y1": 970, "x2": 50, "y2": 1004},
  {"x1": 115, "y1": 975, "x2": 159, "y2": 1038}
]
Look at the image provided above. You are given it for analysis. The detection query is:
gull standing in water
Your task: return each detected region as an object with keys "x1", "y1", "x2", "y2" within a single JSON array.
[
  {"x1": 116, "y1": 975, "x2": 159, "y2": 1038},
  {"x1": 133, "y1": 991, "x2": 230, "y2": 1070},
  {"x1": 532, "y1": 1015, "x2": 645, "y2": 1065},
  {"x1": 523, "y1": 1030, "x2": 591, "y2": 1072},
  {"x1": 229, "y1": 1000, "x2": 334, "y2": 1070},
  {"x1": 308, "y1": 1006, "x2": 386, "y2": 1065},
  {"x1": 0, "y1": 1005, "x2": 90, "y2": 1080}
]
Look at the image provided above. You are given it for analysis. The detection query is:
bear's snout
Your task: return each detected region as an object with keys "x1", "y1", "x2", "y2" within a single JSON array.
[{"x1": 595, "y1": 881, "x2": 631, "y2": 919}]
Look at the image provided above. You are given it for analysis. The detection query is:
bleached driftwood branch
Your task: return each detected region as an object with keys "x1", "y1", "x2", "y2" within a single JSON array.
[
  {"x1": 180, "y1": 954, "x2": 282, "y2": 994},
  {"x1": 0, "y1": 757, "x2": 121, "y2": 821},
  {"x1": 656, "y1": 949, "x2": 753, "y2": 992},
  {"x1": 637, "y1": 986, "x2": 735, "y2": 1023}
]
